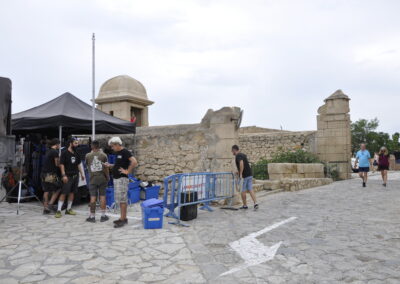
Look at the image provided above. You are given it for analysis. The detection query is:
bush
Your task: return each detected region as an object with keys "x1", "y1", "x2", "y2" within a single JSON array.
[
  {"x1": 251, "y1": 150, "x2": 322, "y2": 180},
  {"x1": 252, "y1": 159, "x2": 269, "y2": 180},
  {"x1": 270, "y1": 149, "x2": 321, "y2": 164}
]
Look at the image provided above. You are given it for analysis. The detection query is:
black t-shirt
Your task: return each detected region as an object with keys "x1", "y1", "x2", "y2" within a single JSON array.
[
  {"x1": 235, "y1": 152, "x2": 252, "y2": 178},
  {"x1": 112, "y1": 148, "x2": 133, "y2": 179},
  {"x1": 60, "y1": 149, "x2": 81, "y2": 176},
  {"x1": 42, "y1": 148, "x2": 59, "y2": 174}
]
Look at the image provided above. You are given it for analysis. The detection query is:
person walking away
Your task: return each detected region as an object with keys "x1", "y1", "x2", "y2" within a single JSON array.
[
  {"x1": 378, "y1": 146, "x2": 390, "y2": 187},
  {"x1": 105, "y1": 137, "x2": 137, "y2": 228},
  {"x1": 41, "y1": 138, "x2": 61, "y2": 214},
  {"x1": 231, "y1": 145, "x2": 259, "y2": 210},
  {"x1": 354, "y1": 143, "x2": 372, "y2": 188},
  {"x1": 85, "y1": 140, "x2": 110, "y2": 223},
  {"x1": 373, "y1": 152, "x2": 379, "y2": 172},
  {"x1": 56, "y1": 138, "x2": 85, "y2": 218}
]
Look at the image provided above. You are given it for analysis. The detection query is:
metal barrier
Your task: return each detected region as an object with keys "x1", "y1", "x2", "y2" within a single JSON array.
[{"x1": 163, "y1": 172, "x2": 235, "y2": 226}]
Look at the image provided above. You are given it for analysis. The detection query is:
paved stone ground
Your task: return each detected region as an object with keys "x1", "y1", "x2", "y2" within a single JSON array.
[{"x1": 0, "y1": 172, "x2": 399, "y2": 283}]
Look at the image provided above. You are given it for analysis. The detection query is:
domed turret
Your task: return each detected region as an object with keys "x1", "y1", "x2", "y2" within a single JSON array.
[{"x1": 96, "y1": 75, "x2": 153, "y2": 126}]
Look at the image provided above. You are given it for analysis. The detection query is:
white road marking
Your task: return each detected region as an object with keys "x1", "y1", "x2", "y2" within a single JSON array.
[{"x1": 220, "y1": 216, "x2": 297, "y2": 277}]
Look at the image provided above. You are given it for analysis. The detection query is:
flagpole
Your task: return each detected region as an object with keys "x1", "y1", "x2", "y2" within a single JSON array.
[{"x1": 92, "y1": 33, "x2": 96, "y2": 140}]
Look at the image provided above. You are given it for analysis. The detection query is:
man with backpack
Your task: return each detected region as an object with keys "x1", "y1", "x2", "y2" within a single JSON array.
[{"x1": 85, "y1": 140, "x2": 110, "y2": 223}]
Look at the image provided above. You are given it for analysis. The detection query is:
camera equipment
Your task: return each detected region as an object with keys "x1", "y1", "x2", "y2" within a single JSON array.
[{"x1": 0, "y1": 138, "x2": 42, "y2": 214}]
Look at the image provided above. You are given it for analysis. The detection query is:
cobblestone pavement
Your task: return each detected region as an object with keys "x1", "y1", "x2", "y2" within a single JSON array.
[{"x1": 0, "y1": 172, "x2": 399, "y2": 283}]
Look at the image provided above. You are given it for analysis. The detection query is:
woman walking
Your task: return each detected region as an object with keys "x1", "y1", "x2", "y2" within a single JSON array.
[{"x1": 378, "y1": 147, "x2": 390, "y2": 187}]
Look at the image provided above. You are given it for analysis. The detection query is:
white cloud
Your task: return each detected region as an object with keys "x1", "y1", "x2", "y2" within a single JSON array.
[{"x1": 1, "y1": 0, "x2": 399, "y2": 133}]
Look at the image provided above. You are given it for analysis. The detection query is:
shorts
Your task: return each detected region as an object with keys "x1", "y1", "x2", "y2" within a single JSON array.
[
  {"x1": 378, "y1": 165, "x2": 389, "y2": 171},
  {"x1": 89, "y1": 181, "x2": 108, "y2": 197},
  {"x1": 41, "y1": 173, "x2": 60, "y2": 192},
  {"x1": 359, "y1": 167, "x2": 370, "y2": 173},
  {"x1": 61, "y1": 175, "x2": 79, "y2": 195},
  {"x1": 114, "y1": 177, "x2": 129, "y2": 203},
  {"x1": 241, "y1": 176, "x2": 253, "y2": 192}
]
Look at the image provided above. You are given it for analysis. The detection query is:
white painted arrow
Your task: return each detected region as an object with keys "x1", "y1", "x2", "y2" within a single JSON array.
[{"x1": 220, "y1": 216, "x2": 297, "y2": 276}]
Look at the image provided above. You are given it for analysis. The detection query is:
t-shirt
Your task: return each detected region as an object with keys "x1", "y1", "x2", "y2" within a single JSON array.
[
  {"x1": 235, "y1": 152, "x2": 252, "y2": 178},
  {"x1": 356, "y1": 150, "x2": 371, "y2": 168},
  {"x1": 85, "y1": 151, "x2": 108, "y2": 184},
  {"x1": 112, "y1": 148, "x2": 133, "y2": 179},
  {"x1": 42, "y1": 148, "x2": 59, "y2": 174},
  {"x1": 60, "y1": 149, "x2": 82, "y2": 176},
  {"x1": 378, "y1": 154, "x2": 390, "y2": 167}
]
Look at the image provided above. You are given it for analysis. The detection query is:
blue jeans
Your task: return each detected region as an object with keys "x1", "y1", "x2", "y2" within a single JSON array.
[{"x1": 241, "y1": 176, "x2": 253, "y2": 192}]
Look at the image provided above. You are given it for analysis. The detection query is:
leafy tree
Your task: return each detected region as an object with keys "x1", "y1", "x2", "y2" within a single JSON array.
[{"x1": 351, "y1": 118, "x2": 399, "y2": 155}]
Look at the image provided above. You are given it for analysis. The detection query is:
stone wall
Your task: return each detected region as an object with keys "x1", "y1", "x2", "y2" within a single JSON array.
[
  {"x1": 96, "y1": 107, "x2": 241, "y2": 183},
  {"x1": 238, "y1": 131, "x2": 316, "y2": 163},
  {"x1": 268, "y1": 163, "x2": 325, "y2": 180}
]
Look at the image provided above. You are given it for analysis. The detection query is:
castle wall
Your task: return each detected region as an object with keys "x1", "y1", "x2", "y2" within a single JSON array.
[{"x1": 238, "y1": 131, "x2": 316, "y2": 163}]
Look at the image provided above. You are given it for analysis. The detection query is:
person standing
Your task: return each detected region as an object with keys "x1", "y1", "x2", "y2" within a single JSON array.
[
  {"x1": 231, "y1": 145, "x2": 259, "y2": 210},
  {"x1": 378, "y1": 146, "x2": 390, "y2": 187},
  {"x1": 85, "y1": 140, "x2": 110, "y2": 223},
  {"x1": 56, "y1": 138, "x2": 85, "y2": 218},
  {"x1": 41, "y1": 138, "x2": 61, "y2": 214},
  {"x1": 105, "y1": 137, "x2": 137, "y2": 228},
  {"x1": 354, "y1": 143, "x2": 372, "y2": 187}
]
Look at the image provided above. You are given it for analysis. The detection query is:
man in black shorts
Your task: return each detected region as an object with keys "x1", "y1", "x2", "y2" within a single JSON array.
[
  {"x1": 85, "y1": 140, "x2": 110, "y2": 223},
  {"x1": 56, "y1": 138, "x2": 85, "y2": 218},
  {"x1": 41, "y1": 138, "x2": 61, "y2": 214}
]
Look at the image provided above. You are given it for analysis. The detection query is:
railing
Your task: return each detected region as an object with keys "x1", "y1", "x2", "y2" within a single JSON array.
[{"x1": 163, "y1": 172, "x2": 235, "y2": 226}]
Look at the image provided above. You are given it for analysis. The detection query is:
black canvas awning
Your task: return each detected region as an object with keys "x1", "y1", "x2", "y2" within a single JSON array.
[{"x1": 12, "y1": 92, "x2": 135, "y2": 135}]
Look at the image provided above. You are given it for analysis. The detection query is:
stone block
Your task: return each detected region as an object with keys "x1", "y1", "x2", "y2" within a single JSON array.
[{"x1": 268, "y1": 163, "x2": 297, "y2": 174}]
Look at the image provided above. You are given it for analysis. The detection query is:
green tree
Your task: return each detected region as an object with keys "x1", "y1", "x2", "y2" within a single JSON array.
[
  {"x1": 351, "y1": 118, "x2": 379, "y2": 154},
  {"x1": 351, "y1": 118, "x2": 399, "y2": 155}
]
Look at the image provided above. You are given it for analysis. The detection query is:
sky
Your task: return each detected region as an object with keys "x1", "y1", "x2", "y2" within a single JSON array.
[{"x1": 1, "y1": 0, "x2": 399, "y2": 134}]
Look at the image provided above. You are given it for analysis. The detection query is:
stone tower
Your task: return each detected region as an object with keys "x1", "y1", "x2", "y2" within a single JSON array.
[
  {"x1": 96, "y1": 75, "x2": 153, "y2": 126},
  {"x1": 316, "y1": 90, "x2": 352, "y2": 179}
]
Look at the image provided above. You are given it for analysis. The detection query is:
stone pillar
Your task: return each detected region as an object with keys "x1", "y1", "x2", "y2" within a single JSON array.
[
  {"x1": 201, "y1": 107, "x2": 241, "y2": 172},
  {"x1": 315, "y1": 90, "x2": 351, "y2": 179}
]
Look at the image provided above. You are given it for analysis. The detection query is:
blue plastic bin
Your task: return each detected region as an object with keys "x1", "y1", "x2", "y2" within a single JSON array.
[
  {"x1": 140, "y1": 185, "x2": 161, "y2": 200},
  {"x1": 141, "y1": 199, "x2": 164, "y2": 229},
  {"x1": 128, "y1": 184, "x2": 140, "y2": 204},
  {"x1": 106, "y1": 187, "x2": 114, "y2": 207}
]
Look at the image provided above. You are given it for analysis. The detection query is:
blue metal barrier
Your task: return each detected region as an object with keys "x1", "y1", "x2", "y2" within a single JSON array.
[{"x1": 163, "y1": 172, "x2": 235, "y2": 226}]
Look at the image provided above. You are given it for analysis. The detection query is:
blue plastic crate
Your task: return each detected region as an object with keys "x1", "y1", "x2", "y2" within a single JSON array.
[
  {"x1": 141, "y1": 203, "x2": 164, "y2": 229},
  {"x1": 140, "y1": 185, "x2": 161, "y2": 200},
  {"x1": 128, "y1": 185, "x2": 140, "y2": 204},
  {"x1": 106, "y1": 187, "x2": 114, "y2": 207}
]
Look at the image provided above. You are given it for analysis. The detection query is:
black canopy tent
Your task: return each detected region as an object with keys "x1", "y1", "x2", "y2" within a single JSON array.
[{"x1": 12, "y1": 92, "x2": 135, "y2": 136}]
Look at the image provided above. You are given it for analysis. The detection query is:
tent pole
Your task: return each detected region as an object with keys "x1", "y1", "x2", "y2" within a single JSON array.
[
  {"x1": 91, "y1": 33, "x2": 96, "y2": 140},
  {"x1": 59, "y1": 125, "x2": 62, "y2": 155}
]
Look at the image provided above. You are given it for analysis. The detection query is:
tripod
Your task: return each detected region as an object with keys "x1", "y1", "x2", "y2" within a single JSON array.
[{"x1": 0, "y1": 138, "x2": 42, "y2": 214}]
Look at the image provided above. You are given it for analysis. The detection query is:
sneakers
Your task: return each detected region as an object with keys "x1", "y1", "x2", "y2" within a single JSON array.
[
  {"x1": 113, "y1": 218, "x2": 128, "y2": 224},
  {"x1": 383, "y1": 183, "x2": 387, "y2": 187},
  {"x1": 43, "y1": 208, "x2": 51, "y2": 215},
  {"x1": 65, "y1": 209, "x2": 77, "y2": 215},
  {"x1": 86, "y1": 216, "x2": 96, "y2": 223},
  {"x1": 254, "y1": 204, "x2": 259, "y2": 210},
  {"x1": 239, "y1": 206, "x2": 248, "y2": 210},
  {"x1": 114, "y1": 219, "x2": 128, "y2": 228},
  {"x1": 48, "y1": 204, "x2": 57, "y2": 213},
  {"x1": 362, "y1": 182, "x2": 366, "y2": 187},
  {"x1": 100, "y1": 215, "x2": 109, "y2": 222},
  {"x1": 55, "y1": 211, "x2": 62, "y2": 218}
]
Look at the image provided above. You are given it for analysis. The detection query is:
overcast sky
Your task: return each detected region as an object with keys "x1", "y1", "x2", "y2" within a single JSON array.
[{"x1": 1, "y1": 0, "x2": 399, "y2": 133}]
